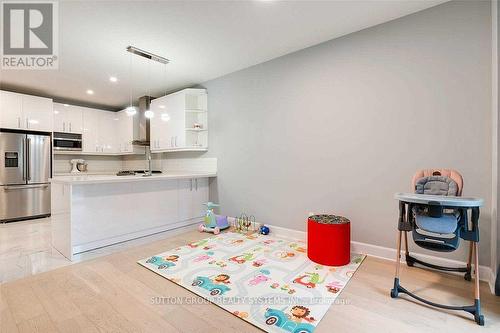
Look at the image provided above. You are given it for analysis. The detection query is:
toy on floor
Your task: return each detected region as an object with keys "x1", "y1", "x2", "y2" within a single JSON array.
[
  {"x1": 234, "y1": 213, "x2": 256, "y2": 233},
  {"x1": 198, "y1": 202, "x2": 230, "y2": 235},
  {"x1": 259, "y1": 225, "x2": 270, "y2": 235}
]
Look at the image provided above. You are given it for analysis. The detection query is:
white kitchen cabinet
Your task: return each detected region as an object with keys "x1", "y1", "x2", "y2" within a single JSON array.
[
  {"x1": 22, "y1": 95, "x2": 53, "y2": 132},
  {"x1": 82, "y1": 108, "x2": 118, "y2": 154},
  {"x1": 53, "y1": 103, "x2": 83, "y2": 134},
  {"x1": 0, "y1": 90, "x2": 53, "y2": 132},
  {"x1": 117, "y1": 110, "x2": 132, "y2": 153},
  {"x1": 82, "y1": 108, "x2": 100, "y2": 153},
  {"x1": 99, "y1": 111, "x2": 119, "y2": 153},
  {"x1": 178, "y1": 178, "x2": 209, "y2": 222},
  {"x1": 150, "y1": 94, "x2": 176, "y2": 151},
  {"x1": 52, "y1": 175, "x2": 214, "y2": 260},
  {"x1": 150, "y1": 88, "x2": 207, "y2": 152},
  {"x1": 0, "y1": 91, "x2": 23, "y2": 129},
  {"x1": 64, "y1": 105, "x2": 143, "y2": 156},
  {"x1": 193, "y1": 178, "x2": 209, "y2": 211}
]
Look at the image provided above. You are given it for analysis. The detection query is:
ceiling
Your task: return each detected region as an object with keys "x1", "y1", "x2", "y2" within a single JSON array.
[{"x1": 0, "y1": 0, "x2": 448, "y2": 110}]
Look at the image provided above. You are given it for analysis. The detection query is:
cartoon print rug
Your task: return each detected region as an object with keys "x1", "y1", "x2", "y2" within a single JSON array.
[{"x1": 138, "y1": 232, "x2": 365, "y2": 333}]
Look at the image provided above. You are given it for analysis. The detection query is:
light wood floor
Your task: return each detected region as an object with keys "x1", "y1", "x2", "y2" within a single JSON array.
[{"x1": 0, "y1": 229, "x2": 499, "y2": 333}]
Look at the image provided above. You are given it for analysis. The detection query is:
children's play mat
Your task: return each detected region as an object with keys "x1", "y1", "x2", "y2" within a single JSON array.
[{"x1": 138, "y1": 232, "x2": 365, "y2": 333}]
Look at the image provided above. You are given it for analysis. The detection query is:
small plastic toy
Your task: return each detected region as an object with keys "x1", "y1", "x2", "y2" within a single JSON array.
[
  {"x1": 198, "y1": 202, "x2": 230, "y2": 234},
  {"x1": 234, "y1": 214, "x2": 256, "y2": 233},
  {"x1": 259, "y1": 225, "x2": 270, "y2": 235}
]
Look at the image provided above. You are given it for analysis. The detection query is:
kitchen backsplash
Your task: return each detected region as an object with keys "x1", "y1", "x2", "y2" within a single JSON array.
[
  {"x1": 122, "y1": 154, "x2": 217, "y2": 173},
  {"x1": 54, "y1": 154, "x2": 217, "y2": 175},
  {"x1": 54, "y1": 155, "x2": 123, "y2": 174}
]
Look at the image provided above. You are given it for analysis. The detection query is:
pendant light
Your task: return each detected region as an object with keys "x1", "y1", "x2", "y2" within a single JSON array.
[
  {"x1": 126, "y1": 50, "x2": 137, "y2": 116},
  {"x1": 144, "y1": 60, "x2": 154, "y2": 119},
  {"x1": 160, "y1": 62, "x2": 170, "y2": 122}
]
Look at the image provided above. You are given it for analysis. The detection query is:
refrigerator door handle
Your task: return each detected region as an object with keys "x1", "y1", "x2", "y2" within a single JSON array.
[
  {"x1": 26, "y1": 137, "x2": 31, "y2": 181},
  {"x1": 22, "y1": 137, "x2": 26, "y2": 181},
  {"x1": 4, "y1": 184, "x2": 49, "y2": 191}
]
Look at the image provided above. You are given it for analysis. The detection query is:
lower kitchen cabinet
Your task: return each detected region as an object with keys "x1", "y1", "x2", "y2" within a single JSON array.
[
  {"x1": 178, "y1": 178, "x2": 209, "y2": 221},
  {"x1": 51, "y1": 176, "x2": 212, "y2": 260}
]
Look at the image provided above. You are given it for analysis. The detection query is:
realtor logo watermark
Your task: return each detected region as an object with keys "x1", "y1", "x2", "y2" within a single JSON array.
[{"x1": 1, "y1": 1, "x2": 58, "y2": 69}]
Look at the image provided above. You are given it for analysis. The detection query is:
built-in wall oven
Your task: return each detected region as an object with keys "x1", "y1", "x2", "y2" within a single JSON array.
[{"x1": 53, "y1": 132, "x2": 82, "y2": 151}]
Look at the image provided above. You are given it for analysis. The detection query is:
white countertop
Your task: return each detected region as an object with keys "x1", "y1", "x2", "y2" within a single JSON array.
[{"x1": 50, "y1": 171, "x2": 217, "y2": 185}]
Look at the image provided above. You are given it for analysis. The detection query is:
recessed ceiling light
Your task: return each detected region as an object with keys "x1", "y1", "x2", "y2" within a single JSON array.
[
  {"x1": 63, "y1": 104, "x2": 69, "y2": 107},
  {"x1": 144, "y1": 110, "x2": 154, "y2": 119},
  {"x1": 159, "y1": 105, "x2": 166, "y2": 109},
  {"x1": 86, "y1": 89, "x2": 94, "y2": 95},
  {"x1": 109, "y1": 76, "x2": 118, "y2": 83},
  {"x1": 54, "y1": 110, "x2": 59, "y2": 114}
]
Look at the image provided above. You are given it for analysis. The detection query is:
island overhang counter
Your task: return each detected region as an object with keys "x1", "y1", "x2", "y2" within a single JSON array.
[{"x1": 50, "y1": 172, "x2": 215, "y2": 260}]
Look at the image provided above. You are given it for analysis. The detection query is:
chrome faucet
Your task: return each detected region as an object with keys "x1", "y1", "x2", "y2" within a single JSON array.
[{"x1": 143, "y1": 146, "x2": 153, "y2": 177}]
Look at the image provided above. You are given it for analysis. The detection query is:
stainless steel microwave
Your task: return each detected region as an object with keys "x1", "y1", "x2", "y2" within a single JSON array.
[{"x1": 53, "y1": 132, "x2": 82, "y2": 151}]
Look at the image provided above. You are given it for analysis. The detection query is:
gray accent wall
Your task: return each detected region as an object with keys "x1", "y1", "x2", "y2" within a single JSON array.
[
  {"x1": 497, "y1": 0, "x2": 500, "y2": 273},
  {"x1": 202, "y1": 1, "x2": 492, "y2": 264}
]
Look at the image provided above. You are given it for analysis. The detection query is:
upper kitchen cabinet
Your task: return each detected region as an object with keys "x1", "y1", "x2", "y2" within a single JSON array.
[
  {"x1": 0, "y1": 90, "x2": 53, "y2": 132},
  {"x1": 150, "y1": 88, "x2": 208, "y2": 152},
  {"x1": 82, "y1": 108, "x2": 118, "y2": 154},
  {"x1": 81, "y1": 107, "x2": 144, "y2": 155},
  {"x1": 81, "y1": 108, "x2": 100, "y2": 153},
  {"x1": 53, "y1": 103, "x2": 83, "y2": 134}
]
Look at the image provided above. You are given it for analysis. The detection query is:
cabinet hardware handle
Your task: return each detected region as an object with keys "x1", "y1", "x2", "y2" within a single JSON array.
[
  {"x1": 18, "y1": 117, "x2": 21, "y2": 128},
  {"x1": 190, "y1": 179, "x2": 193, "y2": 191},
  {"x1": 196, "y1": 178, "x2": 198, "y2": 190},
  {"x1": 69, "y1": 123, "x2": 72, "y2": 132},
  {"x1": 26, "y1": 118, "x2": 29, "y2": 129},
  {"x1": 4, "y1": 184, "x2": 49, "y2": 190},
  {"x1": 63, "y1": 122, "x2": 65, "y2": 132}
]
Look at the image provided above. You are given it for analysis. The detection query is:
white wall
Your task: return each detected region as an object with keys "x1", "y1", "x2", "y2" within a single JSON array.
[{"x1": 202, "y1": 1, "x2": 493, "y2": 264}]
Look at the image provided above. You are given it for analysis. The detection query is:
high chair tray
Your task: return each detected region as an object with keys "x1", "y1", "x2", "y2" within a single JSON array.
[{"x1": 395, "y1": 193, "x2": 483, "y2": 207}]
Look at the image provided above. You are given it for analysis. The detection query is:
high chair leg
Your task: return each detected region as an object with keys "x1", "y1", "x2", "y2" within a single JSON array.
[
  {"x1": 473, "y1": 241, "x2": 484, "y2": 325},
  {"x1": 404, "y1": 231, "x2": 409, "y2": 255},
  {"x1": 391, "y1": 231, "x2": 403, "y2": 298},
  {"x1": 465, "y1": 241, "x2": 473, "y2": 281}
]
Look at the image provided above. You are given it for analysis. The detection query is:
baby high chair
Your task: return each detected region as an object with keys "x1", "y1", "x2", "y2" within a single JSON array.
[{"x1": 391, "y1": 169, "x2": 484, "y2": 325}]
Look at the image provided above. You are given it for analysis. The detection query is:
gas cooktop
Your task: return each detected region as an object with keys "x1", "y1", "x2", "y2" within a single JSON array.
[{"x1": 116, "y1": 170, "x2": 162, "y2": 176}]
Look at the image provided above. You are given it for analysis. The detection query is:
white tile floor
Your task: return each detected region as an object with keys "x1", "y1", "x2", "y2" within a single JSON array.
[{"x1": 0, "y1": 217, "x2": 199, "y2": 283}]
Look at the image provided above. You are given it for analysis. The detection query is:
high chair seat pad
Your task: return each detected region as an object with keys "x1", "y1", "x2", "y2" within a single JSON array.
[
  {"x1": 415, "y1": 176, "x2": 459, "y2": 196},
  {"x1": 415, "y1": 213, "x2": 458, "y2": 234}
]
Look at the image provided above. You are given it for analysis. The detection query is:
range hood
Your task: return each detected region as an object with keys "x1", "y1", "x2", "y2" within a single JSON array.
[{"x1": 132, "y1": 96, "x2": 153, "y2": 146}]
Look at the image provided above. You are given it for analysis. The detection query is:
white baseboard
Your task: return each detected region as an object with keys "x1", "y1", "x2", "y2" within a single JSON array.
[{"x1": 263, "y1": 223, "x2": 496, "y2": 294}]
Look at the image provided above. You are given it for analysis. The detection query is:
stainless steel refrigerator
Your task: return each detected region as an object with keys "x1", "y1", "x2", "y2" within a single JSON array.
[{"x1": 0, "y1": 131, "x2": 51, "y2": 222}]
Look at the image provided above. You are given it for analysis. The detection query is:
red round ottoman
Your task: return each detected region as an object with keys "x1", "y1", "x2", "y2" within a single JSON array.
[{"x1": 307, "y1": 214, "x2": 351, "y2": 266}]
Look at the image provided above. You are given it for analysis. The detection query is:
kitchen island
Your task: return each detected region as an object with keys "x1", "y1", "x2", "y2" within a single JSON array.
[{"x1": 50, "y1": 172, "x2": 215, "y2": 260}]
